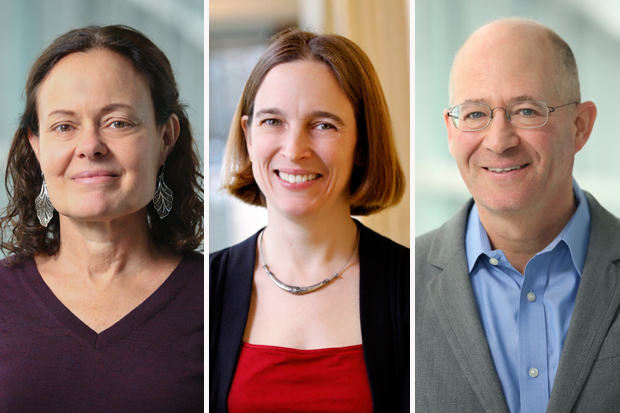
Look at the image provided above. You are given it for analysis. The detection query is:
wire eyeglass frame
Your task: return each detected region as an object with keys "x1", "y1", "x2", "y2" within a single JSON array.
[{"x1": 446, "y1": 100, "x2": 578, "y2": 132}]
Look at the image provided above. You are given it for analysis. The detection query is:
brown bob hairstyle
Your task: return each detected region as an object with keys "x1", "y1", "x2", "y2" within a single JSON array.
[
  {"x1": 221, "y1": 28, "x2": 405, "y2": 216},
  {"x1": 0, "y1": 25, "x2": 203, "y2": 260}
]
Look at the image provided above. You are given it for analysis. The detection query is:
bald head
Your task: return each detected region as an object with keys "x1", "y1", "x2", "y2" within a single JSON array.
[{"x1": 449, "y1": 18, "x2": 580, "y2": 106}]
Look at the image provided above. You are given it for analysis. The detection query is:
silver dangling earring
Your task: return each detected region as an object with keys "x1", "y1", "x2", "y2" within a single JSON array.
[
  {"x1": 35, "y1": 173, "x2": 54, "y2": 227},
  {"x1": 153, "y1": 164, "x2": 173, "y2": 219}
]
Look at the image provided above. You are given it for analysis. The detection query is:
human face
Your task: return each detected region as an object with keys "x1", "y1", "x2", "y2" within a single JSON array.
[
  {"x1": 29, "y1": 49, "x2": 177, "y2": 223},
  {"x1": 242, "y1": 60, "x2": 357, "y2": 220},
  {"x1": 446, "y1": 24, "x2": 587, "y2": 216}
]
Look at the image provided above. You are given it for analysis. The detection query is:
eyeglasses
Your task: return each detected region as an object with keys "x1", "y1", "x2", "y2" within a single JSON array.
[{"x1": 446, "y1": 100, "x2": 578, "y2": 132}]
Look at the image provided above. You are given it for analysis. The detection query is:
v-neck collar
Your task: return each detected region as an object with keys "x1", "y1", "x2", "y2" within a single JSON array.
[{"x1": 19, "y1": 252, "x2": 200, "y2": 350}]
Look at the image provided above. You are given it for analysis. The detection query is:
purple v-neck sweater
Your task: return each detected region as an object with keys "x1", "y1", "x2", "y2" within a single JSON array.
[{"x1": 0, "y1": 251, "x2": 204, "y2": 412}]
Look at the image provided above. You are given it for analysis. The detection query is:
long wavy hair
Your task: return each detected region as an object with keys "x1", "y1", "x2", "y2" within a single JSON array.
[{"x1": 0, "y1": 25, "x2": 203, "y2": 262}]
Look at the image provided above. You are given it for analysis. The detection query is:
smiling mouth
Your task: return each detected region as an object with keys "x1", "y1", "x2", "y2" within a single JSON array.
[
  {"x1": 485, "y1": 164, "x2": 528, "y2": 173},
  {"x1": 278, "y1": 171, "x2": 320, "y2": 184}
]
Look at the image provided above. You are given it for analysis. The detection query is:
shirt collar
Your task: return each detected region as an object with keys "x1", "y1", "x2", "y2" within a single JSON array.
[{"x1": 465, "y1": 179, "x2": 591, "y2": 275}]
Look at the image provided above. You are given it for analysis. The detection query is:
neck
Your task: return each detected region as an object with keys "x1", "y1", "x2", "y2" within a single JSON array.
[
  {"x1": 45, "y1": 209, "x2": 164, "y2": 281},
  {"x1": 477, "y1": 190, "x2": 577, "y2": 274},
  {"x1": 261, "y1": 211, "x2": 359, "y2": 285}
]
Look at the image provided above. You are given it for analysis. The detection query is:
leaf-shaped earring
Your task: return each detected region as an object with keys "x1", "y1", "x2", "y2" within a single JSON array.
[
  {"x1": 35, "y1": 173, "x2": 54, "y2": 227},
  {"x1": 153, "y1": 165, "x2": 173, "y2": 219}
]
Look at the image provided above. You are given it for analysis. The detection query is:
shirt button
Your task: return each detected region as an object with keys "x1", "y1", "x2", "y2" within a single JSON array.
[
  {"x1": 527, "y1": 292, "x2": 536, "y2": 302},
  {"x1": 529, "y1": 367, "x2": 539, "y2": 378},
  {"x1": 489, "y1": 258, "x2": 499, "y2": 266}
]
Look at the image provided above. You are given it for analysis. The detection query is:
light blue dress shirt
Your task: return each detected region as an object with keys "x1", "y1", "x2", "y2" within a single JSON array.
[{"x1": 466, "y1": 180, "x2": 590, "y2": 413}]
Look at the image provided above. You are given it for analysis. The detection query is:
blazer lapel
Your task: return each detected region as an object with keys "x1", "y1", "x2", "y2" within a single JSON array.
[
  {"x1": 547, "y1": 193, "x2": 620, "y2": 412},
  {"x1": 426, "y1": 200, "x2": 510, "y2": 413}
]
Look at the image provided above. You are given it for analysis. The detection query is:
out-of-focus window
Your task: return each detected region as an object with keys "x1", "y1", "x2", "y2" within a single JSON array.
[
  {"x1": 209, "y1": 33, "x2": 271, "y2": 253},
  {"x1": 208, "y1": 0, "x2": 298, "y2": 252}
]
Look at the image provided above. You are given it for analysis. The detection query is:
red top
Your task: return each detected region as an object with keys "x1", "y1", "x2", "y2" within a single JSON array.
[{"x1": 228, "y1": 342, "x2": 373, "y2": 412}]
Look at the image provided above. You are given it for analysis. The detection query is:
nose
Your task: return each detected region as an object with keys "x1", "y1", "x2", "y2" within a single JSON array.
[
  {"x1": 483, "y1": 108, "x2": 520, "y2": 154},
  {"x1": 76, "y1": 125, "x2": 108, "y2": 159},
  {"x1": 281, "y1": 126, "x2": 311, "y2": 161}
]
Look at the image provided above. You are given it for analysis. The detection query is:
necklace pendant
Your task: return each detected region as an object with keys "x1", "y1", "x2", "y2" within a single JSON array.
[
  {"x1": 259, "y1": 227, "x2": 359, "y2": 296},
  {"x1": 288, "y1": 286, "x2": 307, "y2": 295}
]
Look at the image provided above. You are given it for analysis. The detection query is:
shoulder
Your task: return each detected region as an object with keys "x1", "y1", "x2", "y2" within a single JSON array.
[
  {"x1": 415, "y1": 228, "x2": 438, "y2": 261},
  {"x1": 357, "y1": 220, "x2": 409, "y2": 291},
  {"x1": 0, "y1": 256, "x2": 37, "y2": 295},
  {"x1": 0, "y1": 255, "x2": 31, "y2": 277},
  {"x1": 415, "y1": 199, "x2": 473, "y2": 260},
  {"x1": 177, "y1": 251, "x2": 204, "y2": 286},
  {"x1": 358, "y1": 220, "x2": 409, "y2": 261},
  {"x1": 415, "y1": 226, "x2": 447, "y2": 279},
  {"x1": 415, "y1": 199, "x2": 473, "y2": 292},
  {"x1": 209, "y1": 230, "x2": 261, "y2": 274},
  {"x1": 583, "y1": 192, "x2": 620, "y2": 263},
  {"x1": 209, "y1": 230, "x2": 261, "y2": 296},
  {"x1": 0, "y1": 253, "x2": 30, "y2": 266},
  {"x1": 585, "y1": 191, "x2": 620, "y2": 234},
  {"x1": 181, "y1": 250, "x2": 204, "y2": 268}
]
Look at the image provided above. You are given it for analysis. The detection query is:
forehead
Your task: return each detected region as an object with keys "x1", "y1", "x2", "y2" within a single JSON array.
[
  {"x1": 451, "y1": 25, "x2": 559, "y2": 105},
  {"x1": 254, "y1": 60, "x2": 353, "y2": 115},
  {"x1": 36, "y1": 49, "x2": 151, "y2": 113}
]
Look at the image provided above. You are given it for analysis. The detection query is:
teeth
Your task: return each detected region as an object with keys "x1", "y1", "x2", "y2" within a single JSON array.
[
  {"x1": 278, "y1": 171, "x2": 319, "y2": 183},
  {"x1": 488, "y1": 165, "x2": 523, "y2": 173}
]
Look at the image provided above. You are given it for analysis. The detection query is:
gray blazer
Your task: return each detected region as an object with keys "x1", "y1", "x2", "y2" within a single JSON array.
[{"x1": 415, "y1": 192, "x2": 620, "y2": 412}]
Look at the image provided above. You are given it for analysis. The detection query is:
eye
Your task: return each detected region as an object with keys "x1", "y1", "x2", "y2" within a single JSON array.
[
  {"x1": 316, "y1": 122, "x2": 336, "y2": 131},
  {"x1": 461, "y1": 111, "x2": 488, "y2": 121},
  {"x1": 54, "y1": 124, "x2": 73, "y2": 133},
  {"x1": 464, "y1": 111, "x2": 485, "y2": 120},
  {"x1": 455, "y1": 103, "x2": 490, "y2": 123},
  {"x1": 110, "y1": 120, "x2": 131, "y2": 129},
  {"x1": 509, "y1": 101, "x2": 546, "y2": 117},
  {"x1": 516, "y1": 108, "x2": 538, "y2": 117},
  {"x1": 262, "y1": 119, "x2": 281, "y2": 126}
]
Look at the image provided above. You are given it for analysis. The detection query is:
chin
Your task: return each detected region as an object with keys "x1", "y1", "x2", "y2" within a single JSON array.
[
  {"x1": 61, "y1": 204, "x2": 147, "y2": 223},
  {"x1": 475, "y1": 194, "x2": 533, "y2": 214},
  {"x1": 266, "y1": 198, "x2": 319, "y2": 217},
  {"x1": 278, "y1": 206, "x2": 318, "y2": 218}
]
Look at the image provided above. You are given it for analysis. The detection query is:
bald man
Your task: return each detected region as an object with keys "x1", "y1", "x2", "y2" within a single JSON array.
[{"x1": 416, "y1": 18, "x2": 620, "y2": 412}]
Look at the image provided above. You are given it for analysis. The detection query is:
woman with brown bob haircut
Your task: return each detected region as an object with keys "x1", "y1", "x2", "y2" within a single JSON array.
[
  {"x1": 0, "y1": 25, "x2": 203, "y2": 410},
  {"x1": 210, "y1": 28, "x2": 409, "y2": 412}
]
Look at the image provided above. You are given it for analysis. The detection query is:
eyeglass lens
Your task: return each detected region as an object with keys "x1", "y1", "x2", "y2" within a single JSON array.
[{"x1": 451, "y1": 101, "x2": 549, "y2": 131}]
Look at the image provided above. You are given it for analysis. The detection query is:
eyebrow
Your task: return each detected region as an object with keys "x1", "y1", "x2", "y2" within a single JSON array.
[
  {"x1": 310, "y1": 111, "x2": 345, "y2": 126},
  {"x1": 254, "y1": 108, "x2": 285, "y2": 119},
  {"x1": 254, "y1": 108, "x2": 346, "y2": 126},
  {"x1": 100, "y1": 103, "x2": 135, "y2": 113},
  {"x1": 511, "y1": 95, "x2": 539, "y2": 102},
  {"x1": 46, "y1": 103, "x2": 136, "y2": 119},
  {"x1": 460, "y1": 95, "x2": 540, "y2": 105},
  {"x1": 46, "y1": 109, "x2": 76, "y2": 118}
]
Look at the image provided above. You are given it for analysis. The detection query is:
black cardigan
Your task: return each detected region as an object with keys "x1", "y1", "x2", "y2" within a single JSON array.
[{"x1": 209, "y1": 220, "x2": 409, "y2": 412}]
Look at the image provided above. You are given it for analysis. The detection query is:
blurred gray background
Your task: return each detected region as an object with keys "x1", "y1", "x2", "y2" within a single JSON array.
[{"x1": 416, "y1": 0, "x2": 620, "y2": 236}]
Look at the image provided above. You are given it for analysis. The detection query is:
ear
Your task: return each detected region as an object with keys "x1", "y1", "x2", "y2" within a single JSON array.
[
  {"x1": 27, "y1": 127, "x2": 41, "y2": 162},
  {"x1": 572, "y1": 101, "x2": 597, "y2": 154},
  {"x1": 444, "y1": 110, "x2": 456, "y2": 157},
  {"x1": 241, "y1": 115, "x2": 251, "y2": 154},
  {"x1": 159, "y1": 114, "x2": 180, "y2": 164}
]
